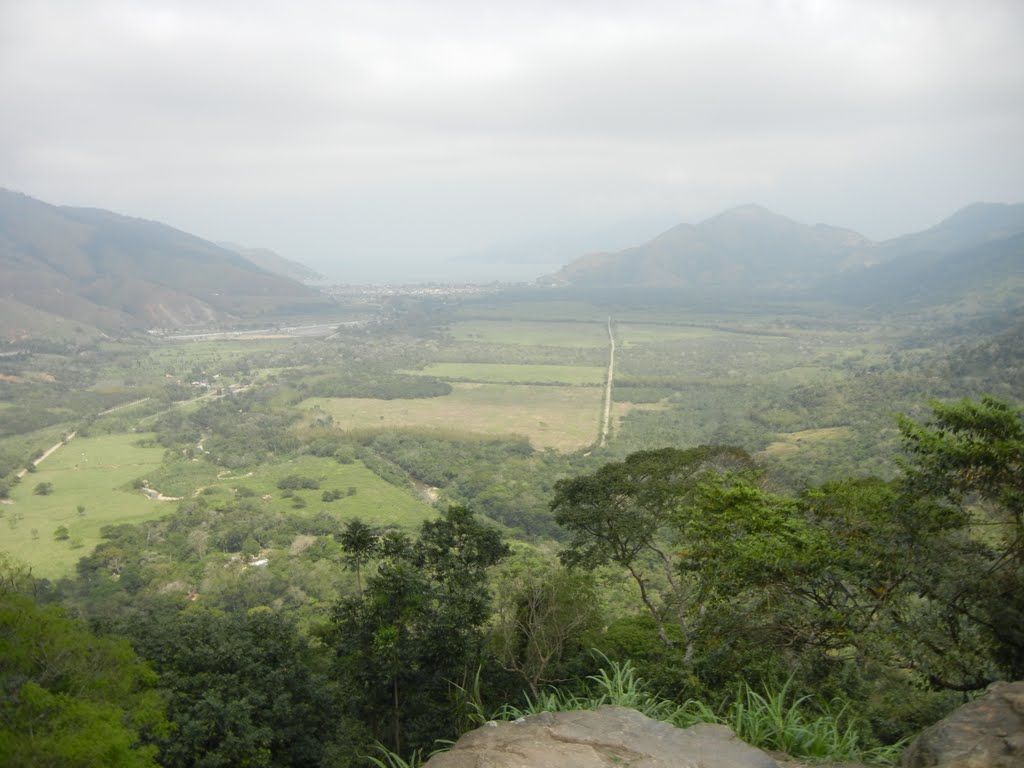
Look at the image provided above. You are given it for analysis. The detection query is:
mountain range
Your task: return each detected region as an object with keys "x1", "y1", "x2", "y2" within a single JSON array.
[
  {"x1": 542, "y1": 202, "x2": 1024, "y2": 308},
  {"x1": 3, "y1": 186, "x2": 1022, "y2": 342},
  {"x1": 0, "y1": 188, "x2": 325, "y2": 340}
]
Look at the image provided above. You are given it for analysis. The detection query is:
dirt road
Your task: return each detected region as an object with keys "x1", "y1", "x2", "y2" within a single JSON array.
[
  {"x1": 599, "y1": 317, "x2": 615, "y2": 447},
  {"x1": 15, "y1": 431, "x2": 77, "y2": 478}
]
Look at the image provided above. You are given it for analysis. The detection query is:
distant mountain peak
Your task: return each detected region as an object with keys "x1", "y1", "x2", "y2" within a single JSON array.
[
  {"x1": 934, "y1": 201, "x2": 1024, "y2": 231},
  {"x1": 544, "y1": 205, "x2": 875, "y2": 294},
  {"x1": 218, "y1": 242, "x2": 326, "y2": 284},
  {"x1": 707, "y1": 203, "x2": 782, "y2": 220}
]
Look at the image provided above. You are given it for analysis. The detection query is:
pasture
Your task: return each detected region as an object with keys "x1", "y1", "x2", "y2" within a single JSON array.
[
  {"x1": 411, "y1": 362, "x2": 607, "y2": 386},
  {"x1": 304, "y1": 382, "x2": 606, "y2": 451},
  {"x1": 759, "y1": 426, "x2": 854, "y2": 458},
  {"x1": 1, "y1": 432, "x2": 167, "y2": 579},
  {"x1": 452, "y1": 300, "x2": 611, "y2": 323},
  {"x1": 449, "y1": 320, "x2": 609, "y2": 348},
  {"x1": 197, "y1": 454, "x2": 438, "y2": 530},
  {"x1": 615, "y1": 323, "x2": 723, "y2": 346}
]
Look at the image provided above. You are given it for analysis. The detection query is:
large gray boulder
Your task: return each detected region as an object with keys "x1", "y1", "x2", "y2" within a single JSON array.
[
  {"x1": 423, "y1": 706, "x2": 781, "y2": 768},
  {"x1": 901, "y1": 680, "x2": 1024, "y2": 768}
]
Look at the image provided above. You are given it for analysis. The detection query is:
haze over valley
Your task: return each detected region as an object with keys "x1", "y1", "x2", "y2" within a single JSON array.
[{"x1": 2, "y1": 3, "x2": 1024, "y2": 767}]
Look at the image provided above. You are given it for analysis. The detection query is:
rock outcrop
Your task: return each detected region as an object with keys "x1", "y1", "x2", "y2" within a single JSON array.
[
  {"x1": 901, "y1": 680, "x2": 1024, "y2": 768},
  {"x1": 423, "y1": 706, "x2": 781, "y2": 768}
]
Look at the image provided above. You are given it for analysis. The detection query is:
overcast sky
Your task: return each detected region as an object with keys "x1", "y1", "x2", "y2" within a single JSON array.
[{"x1": 2, "y1": 1, "x2": 1022, "y2": 283}]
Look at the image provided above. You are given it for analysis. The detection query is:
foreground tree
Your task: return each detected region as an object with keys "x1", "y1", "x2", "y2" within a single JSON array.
[
  {"x1": 337, "y1": 517, "x2": 380, "y2": 596},
  {"x1": 897, "y1": 395, "x2": 1024, "y2": 687},
  {"x1": 0, "y1": 564, "x2": 166, "y2": 767},
  {"x1": 551, "y1": 446, "x2": 752, "y2": 656},
  {"x1": 490, "y1": 555, "x2": 602, "y2": 698},
  {"x1": 128, "y1": 607, "x2": 344, "y2": 768},
  {"x1": 330, "y1": 506, "x2": 508, "y2": 754}
]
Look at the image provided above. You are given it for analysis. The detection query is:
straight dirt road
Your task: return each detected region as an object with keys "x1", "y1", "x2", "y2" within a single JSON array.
[
  {"x1": 15, "y1": 431, "x2": 77, "y2": 478},
  {"x1": 599, "y1": 317, "x2": 615, "y2": 447}
]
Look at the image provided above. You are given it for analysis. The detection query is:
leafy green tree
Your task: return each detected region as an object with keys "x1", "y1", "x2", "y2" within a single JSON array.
[
  {"x1": 128, "y1": 607, "x2": 345, "y2": 768},
  {"x1": 491, "y1": 556, "x2": 602, "y2": 698},
  {"x1": 33, "y1": 481, "x2": 53, "y2": 495},
  {"x1": 552, "y1": 446, "x2": 751, "y2": 656},
  {"x1": 330, "y1": 506, "x2": 508, "y2": 754},
  {"x1": 0, "y1": 586, "x2": 166, "y2": 766},
  {"x1": 337, "y1": 517, "x2": 380, "y2": 596},
  {"x1": 897, "y1": 395, "x2": 1024, "y2": 687}
]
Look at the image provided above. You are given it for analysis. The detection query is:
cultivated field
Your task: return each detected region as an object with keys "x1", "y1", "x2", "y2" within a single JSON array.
[
  {"x1": 412, "y1": 362, "x2": 607, "y2": 386},
  {"x1": 449, "y1": 320, "x2": 609, "y2": 347},
  {"x1": 304, "y1": 382, "x2": 607, "y2": 451},
  {"x1": 615, "y1": 323, "x2": 728, "y2": 346}
]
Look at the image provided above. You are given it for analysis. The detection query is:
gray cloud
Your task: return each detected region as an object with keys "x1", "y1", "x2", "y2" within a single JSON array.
[{"x1": 2, "y1": 0, "x2": 1022, "y2": 282}]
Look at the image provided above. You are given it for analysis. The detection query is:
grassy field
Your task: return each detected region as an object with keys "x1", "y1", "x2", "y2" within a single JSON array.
[
  {"x1": 304, "y1": 382, "x2": 606, "y2": 451},
  {"x1": 453, "y1": 300, "x2": 612, "y2": 323},
  {"x1": 144, "y1": 338, "x2": 283, "y2": 366},
  {"x1": 615, "y1": 323, "x2": 724, "y2": 346},
  {"x1": 759, "y1": 427, "x2": 854, "y2": 458},
  {"x1": 90, "y1": 338, "x2": 292, "y2": 391},
  {"x1": 193, "y1": 454, "x2": 438, "y2": 531},
  {"x1": 449, "y1": 320, "x2": 609, "y2": 348},
  {"x1": 410, "y1": 362, "x2": 607, "y2": 386},
  {"x1": 1, "y1": 438, "x2": 439, "y2": 579},
  {"x1": 761, "y1": 366, "x2": 845, "y2": 385},
  {"x1": 1, "y1": 432, "x2": 168, "y2": 579}
]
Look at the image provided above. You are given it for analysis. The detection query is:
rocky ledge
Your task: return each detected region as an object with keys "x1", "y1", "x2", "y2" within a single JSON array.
[
  {"x1": 424, "y1": 681, "x2": 1024, "y2": 768},
  {"x1": 426, "y1": 706, "x2": 799, "y2": 768}
]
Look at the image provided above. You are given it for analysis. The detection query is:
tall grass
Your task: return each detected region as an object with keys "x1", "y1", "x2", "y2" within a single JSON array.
[
  {"x1": 371, "y1": 656, "x2": 905, "y2": 767},
  {"x1": 673, "y1": 678, "x2": 905, "y2": 765},
  {"x1": 361, "y1": 744, "x2": 424, "y2": 768},
  {"x1": 495, "y1": 655, "x2": 904, "y2": 766},
  {"x1": 494, "y1": 653, "x2": 674, "y2": 721}
]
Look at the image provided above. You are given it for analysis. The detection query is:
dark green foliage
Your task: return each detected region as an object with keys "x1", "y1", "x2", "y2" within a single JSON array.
[
  {"x1": 330, "y1": 506, "x2": 509, "y2": 754},
  {"x1": 362, "y1": 431, "x2": 577, "y2": 537},
  {"x1": 276, "y1": 474, "x2": 320, "y2": 490},
  {"x1": 896, "y1": 395, "x2": 1024, "y2": 687},
  {"x1": 128, "y1": 607, "x2": 344, "y2": 768},
  {"x1": 593, "y1": 615, "x2": 694, "y2": 698},
  {"x1": 33, "y1": 481, "x2": 54, "y2": 495},
  {"x1": 552, "y1": 446, "x2": 754, "y2": 652},
  {"x1": 0, "y1": 584, "x2": 165, "y2": 767},
  {"x1": 155, "y1": 390, "x2": 301, "y2": 469},
  {"x1": 337, "y1": 517, "x2": 380, "y2": 595},
  {"x1": 491, "y1": 557, "x2": 604, "y2": 698},
  {"x1": 549, "y1": 402, "x2": 1024, "y2": 745}
]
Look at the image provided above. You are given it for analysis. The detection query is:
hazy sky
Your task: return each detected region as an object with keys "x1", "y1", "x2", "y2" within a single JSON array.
[{"x1": 2, "y1": 1, "x2": 1022, "y2": 283}]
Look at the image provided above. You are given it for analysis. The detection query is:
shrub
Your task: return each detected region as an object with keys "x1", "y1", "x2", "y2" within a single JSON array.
[{"x1": 276, "y1": 475, "x2": 320, "y2": 491}]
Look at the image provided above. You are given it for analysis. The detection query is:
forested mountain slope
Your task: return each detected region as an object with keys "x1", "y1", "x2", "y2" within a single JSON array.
[
  {"x1": 542, "y1": 205, "x2": 873, "y2": 295},
  {"x1": 820, "y1": 204, "x2": 1024, "y2": 310},
  {"x1": 218, "y1": 241, "x2": 326, "y2": 284},
  {"x1": 0, "y1": 188, "x2": 321, "y2": 337},
  {"x1": 543, "y1": 203, "x2": 1024, "y2": 310}
]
